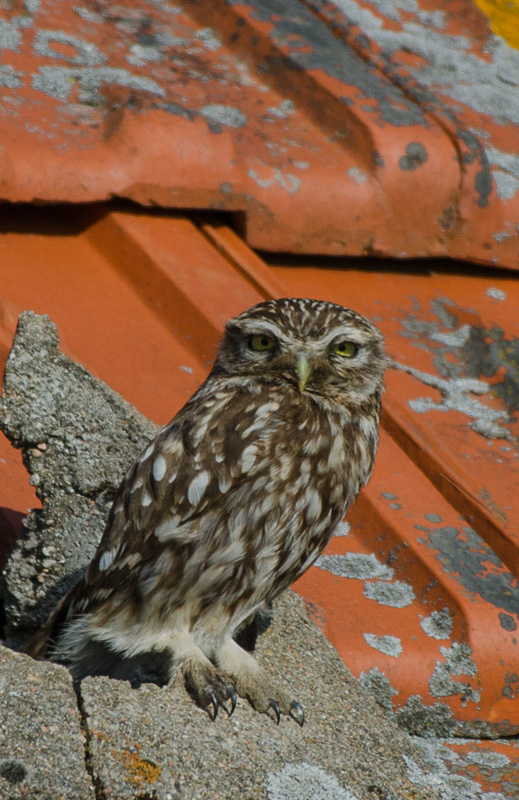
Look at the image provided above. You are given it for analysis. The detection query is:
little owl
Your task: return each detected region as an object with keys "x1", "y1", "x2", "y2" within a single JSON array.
[{"x1": 28, "y1": 297, "x2": 385, "y2": 725}]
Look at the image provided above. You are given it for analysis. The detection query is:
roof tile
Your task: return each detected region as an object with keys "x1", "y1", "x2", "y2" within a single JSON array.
[{"x1": 1, "y1": 0, "x2": 517, "y2": 265}]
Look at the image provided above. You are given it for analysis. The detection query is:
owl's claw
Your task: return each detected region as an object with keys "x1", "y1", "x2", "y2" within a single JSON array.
[
  {"x1": 268, "y1": 698, "x2": 281, "y2": 725},
  {"x1": 226, "y1": 687, "x2": 237, "y2": 717},
  {"x1": 289, "y1": 700, "x2": 305, "y2": 727},
  {"x1": 206, "y1": 690, "x2": 219, "y2": 721}
]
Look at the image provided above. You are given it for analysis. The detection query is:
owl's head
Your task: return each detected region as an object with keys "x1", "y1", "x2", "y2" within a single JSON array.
[{"x1": 214, "y1": 298, "x2": 385, "y2": 404}]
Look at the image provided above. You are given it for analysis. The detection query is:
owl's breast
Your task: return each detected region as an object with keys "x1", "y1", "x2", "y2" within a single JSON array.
[{"x1": 213, "y1": 398, "x2": 370, "y2": 602}]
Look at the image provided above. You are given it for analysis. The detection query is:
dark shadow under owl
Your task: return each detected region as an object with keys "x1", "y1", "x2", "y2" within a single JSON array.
[{"x1": 27, "y1": 298, "x2": 385, "y2": 724}]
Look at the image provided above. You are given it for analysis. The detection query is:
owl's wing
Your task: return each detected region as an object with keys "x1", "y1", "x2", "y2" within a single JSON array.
[
  {"x1": 26, "y1": 410, "x2": 211, "y2": 654},
  {"x1": 65, "y1": 387, "x2": 284, "y2": 617}
]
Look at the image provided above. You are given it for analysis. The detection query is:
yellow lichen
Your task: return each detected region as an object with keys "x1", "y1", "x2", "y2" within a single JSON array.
[
  {"x1": 113, "y1": 748, "x2": 162, "y2": 786},
  {"x1": 473, "y1": 0, "x2": 519, "y2": 50}
]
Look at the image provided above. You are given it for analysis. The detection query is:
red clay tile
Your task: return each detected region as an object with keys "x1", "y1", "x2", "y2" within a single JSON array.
[
  {"x1": 2, "y1": 208, "x2": 519, "y2": 745},
  {"x1": 0, "y1": 0, "x2": 517, "y2": 266}
]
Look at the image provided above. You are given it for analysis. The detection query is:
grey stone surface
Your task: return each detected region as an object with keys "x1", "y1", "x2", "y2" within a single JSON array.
[
  {"x1": 81, "y1": 590, "x2": 438, "y2": 800},
  {"x1": 0, "y1": 311, "x2": 156, "y2": 646},
  {"x1": 0, "y1": 312, "x2": 446, "y2": 799},
  {"x1": 0, "y1": 644, "x2": 94, "y2": 800}
]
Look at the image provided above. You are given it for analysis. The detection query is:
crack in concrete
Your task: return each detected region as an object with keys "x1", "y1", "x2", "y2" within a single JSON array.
[{"x1": 76, "y1": 687, "x2": 104, "y2": 800}]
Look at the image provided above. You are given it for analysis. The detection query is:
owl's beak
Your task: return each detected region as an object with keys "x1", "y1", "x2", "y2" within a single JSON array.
[{"x1": 295, "y1": 352, "x2": 312, "y2": 392}]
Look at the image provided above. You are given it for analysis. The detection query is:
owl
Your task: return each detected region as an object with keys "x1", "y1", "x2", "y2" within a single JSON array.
[{"x1": 27, "y1": 298, "x2": 385, "y2": 724}]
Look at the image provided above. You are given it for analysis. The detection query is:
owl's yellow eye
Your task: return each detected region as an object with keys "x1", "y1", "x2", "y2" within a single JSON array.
[
  {"x1": 332, "y1": 341, "x2": 358, "y2": 358},
  {"x1": 249, "y1": 334, "x2": 276, "y2": 352}
]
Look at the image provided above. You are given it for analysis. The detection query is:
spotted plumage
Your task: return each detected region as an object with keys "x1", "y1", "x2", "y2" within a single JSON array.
[{"x1": 27, "y1": 298, "x2": 385, "y2": 723}]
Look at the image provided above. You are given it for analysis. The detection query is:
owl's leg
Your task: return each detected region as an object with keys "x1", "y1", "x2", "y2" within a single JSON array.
[
  {"x1": 166, "y1": 630, "x2": 236, "y2": 720},
  {"x1": 215, "y1": 636, "x2": 304, "y2": 725}
]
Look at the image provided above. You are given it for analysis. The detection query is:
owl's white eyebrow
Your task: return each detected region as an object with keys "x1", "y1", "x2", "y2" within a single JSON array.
[
  {"x1": 238, "y1": 320, "x2": 281, "y2": 337},
  {"x1": 318, "y1": 326, "x2": 369, "y2": 347}
]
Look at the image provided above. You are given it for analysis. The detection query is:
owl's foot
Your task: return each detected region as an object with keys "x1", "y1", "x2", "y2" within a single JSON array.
[
  {"x1": 216, "y1": 636, "x2": 305, "y2": 726},
  {"x1": 266, "y1": 698, "x2": 305, "y2": 726},
  {"x1": 182, "y1": 658, "x2": 237, "y2": 721},
  {"x1": 235, "y1": 673, "x2": 304, "y2": 726}
]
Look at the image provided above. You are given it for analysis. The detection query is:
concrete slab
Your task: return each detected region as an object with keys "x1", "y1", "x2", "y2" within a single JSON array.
[
  {"x1": 0, "y1": 311, "x2": 156, "y2": 647},
  {"x1": 0, "y1": 645, "x2": 94, "y2": 800},
  {"x1": 81, "y1": 590, "x2": 438, "y2": 800}
]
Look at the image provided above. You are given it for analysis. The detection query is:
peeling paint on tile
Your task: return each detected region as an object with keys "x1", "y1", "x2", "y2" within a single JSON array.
[
  {"x1": 486, "y1": 288, "x2": 507, "y2": 301},
  {"x1": 127, "y1": 44, "x2": 164, "y2": 66},
  {"x1": 333, "y1": 521, "x2": 350, "y2": 537},
  {"x1": 485, "y1": 145, "x2": 519, "y2": 200},
  {"x1": 1, "y1": 0, "x2": 517, "y2": 264},
  {"x1": 471, "y1": 753, "x2": 512, "y2": 773},
  {"x1": 442, "y1": 643, "x2": 478, "y2": 678},
  {"x1": 492, "y1": 172, "x2": 519, "y2": 202},
  {"x1": 265, "y1": 99, "x2": 295, "y2": 119},
  {"x1": 420, "y1": 525, "x2": 519, "y2": 618},
  {"x1": 493, "y1": 230, "x2": 512, "y2": 243},
  {"x1": 346, "y1": 166, "x2": 367, "y2": 184},
  {"x1": 315, "y1": 552, "x2": 393, "y2": 580},
  {"x1": 398, "y1": 142, "x2": 428, "y2": 171},
  {"x1": 0, "y1": 19, "x2": 23, "y2": 52},
  {"x1": 32, "y1": 66, "x2": 165, "y2": 102},
  {"x1": 429, "y1": 652, "x2": 480, "y2": 705},
  {"x1": 501, "y1": 672, "x2": 519, "y2": 701},
  {"x1": 399, "y1": 298, "x2": 519, "y2": 426},
  {"x1": 364, "y1": 633, "x2": 403, "y2": 658},
  {"x1": 247, "y1": 168, "x2": 301, "y2": 193},
  {"x1": 0, "y1": 65, "x2": 23, "y2": 88},
  {"x1": 498, "y1": 612, "x2": 517, "y2": 632},
  {"x1": 33, "y1": 30, "x2": 107, "y2": 65},
  {"x1": 337, "y1": 0, "x2": 519, "y2": 127},
  {"x1": 430, "y1": 325, "x2": 471, "y2": 348},
  {"x1": 392, "y1": 361, "x2": 511, "y2": 440},
  {"x1": 200, "y1": 103, "x2": 247, "y2": 128},
  {"x1": 326, "y1": 0, "x2": 519, "y2": 263},
  {"x1": 73, "y1": 6, "x2": 105, "y2": 24},
  {"x1": 420, "y1": 608, "x2": 454, "y2": 640},
  {"x1": 363, "y1": 580, "x2": 415, "y2": 608},
  {"x1": 195, "y1": 27, "x2": 222, "y2": 51}
]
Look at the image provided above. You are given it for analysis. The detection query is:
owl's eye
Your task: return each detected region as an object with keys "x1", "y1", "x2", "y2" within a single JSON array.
[
  {"x1": 249, "y1": 334, "x2": 276, "y2": 352},
  {"x1": 331, "y1": 341, "x2": 358, "y2": 358}
]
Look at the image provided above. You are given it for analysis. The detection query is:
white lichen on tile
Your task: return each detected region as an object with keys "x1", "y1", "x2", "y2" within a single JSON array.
[
  {"x1": 364, "y1": 633, "x2": 403, "y2": 658},
  {"x1": 315, "y1": 552, "x2": 393, "y2": 580}
]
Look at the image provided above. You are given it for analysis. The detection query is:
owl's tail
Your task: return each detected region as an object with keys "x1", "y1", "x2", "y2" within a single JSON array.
[{"x1": 25, "y1": 588, "x2": 74, "y2": 660}]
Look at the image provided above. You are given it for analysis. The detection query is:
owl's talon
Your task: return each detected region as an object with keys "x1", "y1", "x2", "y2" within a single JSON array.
[
  {"x1": 226, "y1": 688, "x2": 237, "y2": 717},
  {"x1": 289, "y1": 700, "x2": 305, "y2": 727},
  {"x1": 268, "y1": 698, "x2": 281, "y2": 725},
  {"x1": 206, "y1": 690, "x2": 219, "y2": 721}
]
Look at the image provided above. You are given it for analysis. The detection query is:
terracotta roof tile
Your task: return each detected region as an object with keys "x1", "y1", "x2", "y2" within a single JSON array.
[
  {"x1": 1, "y1": 208, "x2": 518, "y2": 749},
  {"x1": 0, "y1": 0, "x2": 518, "y2": 265}
]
